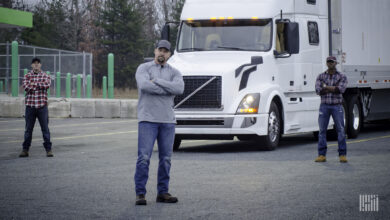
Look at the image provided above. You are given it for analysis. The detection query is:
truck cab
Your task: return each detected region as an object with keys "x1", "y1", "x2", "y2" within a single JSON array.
[{"x1": 165, "y1": 0, "x2": 390, "y2": 150}]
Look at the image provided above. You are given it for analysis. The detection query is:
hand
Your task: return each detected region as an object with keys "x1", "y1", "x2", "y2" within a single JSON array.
[{"x1": 325, "y1": 86, "x2": 336, "y2": 93}]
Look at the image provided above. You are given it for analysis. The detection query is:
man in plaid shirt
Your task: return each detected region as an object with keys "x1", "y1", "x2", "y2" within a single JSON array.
[
  {"x1": 19, "y1": 57, "x2": 53, "y2": 157},
  {"x1": 314, "y1": 56, "x2": 348, "y2": 163}
]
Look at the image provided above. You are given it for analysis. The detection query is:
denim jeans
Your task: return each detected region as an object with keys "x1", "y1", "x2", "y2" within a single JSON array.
[
  {"x1": 22, "y1": 105, "x2": 52, "y2": 151},
  {"x1": 318, "y1": 104, "x2": 347, "y2": 156},
  {"x1": 134, "y1": 121, "x2": 175, "y2": 195}
]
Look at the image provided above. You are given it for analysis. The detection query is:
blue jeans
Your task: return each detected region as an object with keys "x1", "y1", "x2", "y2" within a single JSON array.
[
  {"x1": 134, "y1": 121, "x2": 175, "y2": 195},
  {"x1": 23, "y1": 105, "x2": 52, "y2": 151},
  {"x1": 318, "y1": 104, "x2": 347, "y2": 156}
]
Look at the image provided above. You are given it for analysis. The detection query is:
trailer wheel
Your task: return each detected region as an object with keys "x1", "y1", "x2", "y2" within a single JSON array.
[
  {"x1": 346, "y1": 95, "x2": 362, "y2": 138},
  {"x1": 260, "y1": 102, "x2": 281, "y2": 150},
  {"x1": 173, "y1": 136, "x2": 181, "y2": 151}
]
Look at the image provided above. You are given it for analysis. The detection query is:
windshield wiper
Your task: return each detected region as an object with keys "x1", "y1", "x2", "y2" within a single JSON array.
[
  {"x1": 179, "y1": 48, "x2": 205, "y2": 51},
  {"x1": 217, "y1": 46, "x2": 246, "y2": 51}
]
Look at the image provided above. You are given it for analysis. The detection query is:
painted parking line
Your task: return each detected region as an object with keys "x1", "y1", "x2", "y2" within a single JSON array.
[
  {"x1": 328, "y1": 134, "x2": 390, "y2": 147},
  {"x1": 2, "y1": 130, "x2": 138, "y2": 144},
  {"x1": 0, "y1": 119, "x2": 25, "y2": 123},
  {"x1": 1, "y1": 130, "x2": 208, "y2": 144},
  {"x1": 3, "y1": 128, "x2": 389, "y2": 147},
  {"x1": 0, "y1": 118, "x2": 68, "y2": 123},
  {"x1": 0, "y1": 120, "x2": 137, "y2": 132}
]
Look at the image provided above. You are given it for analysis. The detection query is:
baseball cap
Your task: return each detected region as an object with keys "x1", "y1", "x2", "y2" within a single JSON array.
[
  {"x1": 31, "y1": 57, "x2": 41, "y2": 64},
  {"x1": 326, "y1": 56, "x2": 337, "y2": 62},
  {"x1": 156, "y1": 40, "x2": 171, "y2": 50}
]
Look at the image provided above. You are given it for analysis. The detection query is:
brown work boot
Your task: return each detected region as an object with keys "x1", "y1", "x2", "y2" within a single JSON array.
[
  {"x1": 19, "y1": 150, "x2": 29, "y2": 158},
  {"x1": 46, "y1": 150, "x2": 54, "y2": 157},
  {"x1": 156, "y1": 193, "x2": 178, "y2": 203},
  {"x1": 135, "y1": 194, "x2": 147, "y2": 205},
  {"x1": 315, "y1": 155, "x2": 326, "y2": 162},
  {"x1": 339, "y1": 155, "x2": 348, "y2": 163}
]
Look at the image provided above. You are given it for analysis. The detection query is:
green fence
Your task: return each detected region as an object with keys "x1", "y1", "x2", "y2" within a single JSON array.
[{"x1": 1, "y1": 41, "x2": 118, "y2": 98}]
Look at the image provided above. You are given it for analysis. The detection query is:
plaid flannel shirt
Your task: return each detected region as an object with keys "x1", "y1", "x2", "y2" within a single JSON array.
[
  {"x1": 23, "y1": 70, "x2": 51, "y2": 108},
  {"x1": 315, "y1": 70, "x2": 347, "y2": 105}
]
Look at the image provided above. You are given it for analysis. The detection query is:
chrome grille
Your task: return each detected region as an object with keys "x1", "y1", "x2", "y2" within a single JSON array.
[{"x1": 174, "y1": 76, "x2": 222, "y2": 109}]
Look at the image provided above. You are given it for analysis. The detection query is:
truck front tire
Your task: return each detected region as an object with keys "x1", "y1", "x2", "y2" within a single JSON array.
[
  {"x1": 260, "y1": 102, "x2": 281, "y2": 150},
  {"x1": 173, "y1": 136, "x2": 181, "y2": 151}
]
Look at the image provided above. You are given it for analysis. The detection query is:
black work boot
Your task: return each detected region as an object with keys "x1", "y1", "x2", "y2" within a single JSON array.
[
  {"x1": 156, "y1": 193, "x2": 178, "y2": 203},
  {"x1": 19, "y1": 150, "x2": 29, "y2": 157},
  {"x1": 46, "y1": 150, "x2": 54, "y2": 157},
  {"x1": 135, "y1": 194, "x2": 147, "y2": 205}
]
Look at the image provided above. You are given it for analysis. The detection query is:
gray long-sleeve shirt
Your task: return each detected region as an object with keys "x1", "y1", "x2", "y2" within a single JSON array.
[{"x1": 136, "y1": 61, "x2": 184, "y2": 123}]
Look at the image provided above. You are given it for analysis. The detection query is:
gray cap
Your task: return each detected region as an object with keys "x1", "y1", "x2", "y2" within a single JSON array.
[{"x1": 156, "y1": 40, "x2": 171, "y2": 50}]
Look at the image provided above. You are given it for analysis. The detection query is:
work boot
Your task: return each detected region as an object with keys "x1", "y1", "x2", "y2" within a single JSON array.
[
  {"x1": 135, "y1": 194, "x2": 147, "y2": 205},
  {"x1": 339, "y1": 155, "x2": 348, "y2": 163},
  {"x1": 19, "y1": 150, "x2": 29, "y2": 158},
  {"x1": 156, "y1": 193, "x2": 178, "y2": 203},
  {"x1": 46, "y1": 150, "x2": 54, "y2": 157},
  {"x1": 314, "y1": 155, "x2": 326, "y2": 162}
]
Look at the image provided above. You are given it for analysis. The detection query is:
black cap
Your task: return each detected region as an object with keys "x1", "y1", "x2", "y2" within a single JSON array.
[
  {"x1": 31, "y1": 57, "x2": 41, "y2": 64},
  {"x1": 156, "y1": 40, "x2": 171, "y2": 50},
  {"x1": 326, "y1": 56, "x2": 337, "y2": 62}
]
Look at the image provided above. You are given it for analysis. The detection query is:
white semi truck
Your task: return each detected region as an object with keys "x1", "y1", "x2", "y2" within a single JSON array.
[{"x1": 162, "y1": 0, "x2": 390, "y2": 150}]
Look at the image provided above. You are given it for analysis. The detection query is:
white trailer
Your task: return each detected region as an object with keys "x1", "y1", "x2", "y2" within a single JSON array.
[{"x1": 163, "y1": 0, "x2": 390, "y2": 150}]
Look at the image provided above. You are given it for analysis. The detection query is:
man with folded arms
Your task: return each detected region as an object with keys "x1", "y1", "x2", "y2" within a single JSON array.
[
  {"x1": 20, "y1": 57, "x2": 53, "y2": 158},
  {"x1": 134, "y1": 40, "x2": 184, "y2": 205},
  {"x1": 314, "y1": 56, "x2": 348, "y2": 163}
]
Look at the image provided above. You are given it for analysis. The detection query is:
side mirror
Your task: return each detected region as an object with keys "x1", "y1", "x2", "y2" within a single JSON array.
[
  {"x1": 284, "y1": 22, "x2": 299, "y2": 54},
  {"x1": 161, "y1": 24, "x2": 170, "y2": 41},
  {"x1": 274, "y1": 50, "x2": 291, "y2": 58}
]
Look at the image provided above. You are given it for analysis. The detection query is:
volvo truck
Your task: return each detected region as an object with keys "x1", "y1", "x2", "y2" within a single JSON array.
[{"x1": 162, "y1": 0, "x2": 390, "y2": 150}]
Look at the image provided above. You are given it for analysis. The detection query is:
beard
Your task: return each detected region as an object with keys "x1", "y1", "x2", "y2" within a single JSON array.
[{"x1": 157, "y1": 56, "x2": 165, "y2": 64}]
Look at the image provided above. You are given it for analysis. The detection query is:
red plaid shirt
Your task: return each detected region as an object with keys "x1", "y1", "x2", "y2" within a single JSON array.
[{"x1": 23, "y1": 70, "x2": 51, "y2": 108}]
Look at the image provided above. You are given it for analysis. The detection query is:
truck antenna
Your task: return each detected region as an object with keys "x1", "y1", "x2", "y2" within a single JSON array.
[{"x1": 280, "y1": 10, "x2": 283, "y2": 20}]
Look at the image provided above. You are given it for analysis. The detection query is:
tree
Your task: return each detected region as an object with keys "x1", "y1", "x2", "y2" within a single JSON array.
[
  {"x1": 99, "y1": 0, "x2": 146, "y2": 88},
  {"x1": 77, "y1": 0, "x2": 105, "y2": 88},
  {"x1": 137, "y1": 0, "x2": 159, "y2": 57},
  {"x1": 20, "y1": 0, "x2": 71, "y2": 50}
]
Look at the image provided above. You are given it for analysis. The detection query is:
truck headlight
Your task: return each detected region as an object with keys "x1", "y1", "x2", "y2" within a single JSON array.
[{"x1": 236, "y1": 93, "x2": 260, "y2": 114}]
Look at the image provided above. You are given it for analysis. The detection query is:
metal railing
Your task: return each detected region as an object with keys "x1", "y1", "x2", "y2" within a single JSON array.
[{"x1": 0, "y1": 42, "x2": 93, "y2": 98}]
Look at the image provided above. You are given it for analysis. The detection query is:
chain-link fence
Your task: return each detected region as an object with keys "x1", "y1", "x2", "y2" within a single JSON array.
[{"x1": 0, "y1": 42, "x2": 92, "y2": 97}]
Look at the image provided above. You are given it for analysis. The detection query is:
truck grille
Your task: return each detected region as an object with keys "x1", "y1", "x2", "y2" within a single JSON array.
[{"x1": 174, "y1": 76, "x2": 222, "y2": 109}]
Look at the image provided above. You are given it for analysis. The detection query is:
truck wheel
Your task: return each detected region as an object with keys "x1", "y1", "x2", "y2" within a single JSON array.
[
  {"x1": 346, "y1": 95, "x2": 362, "y2": 138},
  {"x1": 313, "y1": 131, "x2": 319, "y2": 141},
  {"x1": 260, "y1": 102, "x2": 281, "y2": 150},
  {"x1": 173, "y1": 136, "x2": 181, "y2": 151}
]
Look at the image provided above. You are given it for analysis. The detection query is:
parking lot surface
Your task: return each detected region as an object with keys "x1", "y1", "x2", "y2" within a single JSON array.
[{"x1": 0, "y1": 118, "x2": 389, "y2": 220}]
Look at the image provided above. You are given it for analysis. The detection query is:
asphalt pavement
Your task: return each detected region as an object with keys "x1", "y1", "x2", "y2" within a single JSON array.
[{"x1": 0, "y1": 118, "x2": 389, "y2": 220}]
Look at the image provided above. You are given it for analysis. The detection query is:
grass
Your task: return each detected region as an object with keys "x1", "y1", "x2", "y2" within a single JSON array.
[{"x1": 92, "y1": 88, "x2": 138, "y2": 99}]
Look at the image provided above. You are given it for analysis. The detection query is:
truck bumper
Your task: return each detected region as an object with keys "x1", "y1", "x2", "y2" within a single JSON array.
[{"x1": 175, "y1": 113, "x2": 269, "y2": 136}]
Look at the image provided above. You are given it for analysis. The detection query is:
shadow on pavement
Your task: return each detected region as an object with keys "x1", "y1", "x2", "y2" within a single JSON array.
[{"x1": 176, "y1": 120, "x2": 390, "y2": 154}]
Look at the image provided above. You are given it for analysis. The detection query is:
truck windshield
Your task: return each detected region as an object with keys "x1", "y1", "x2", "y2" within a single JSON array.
[{"x1": 177, "y1": 19, "x2": 272, "y2": 52}]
